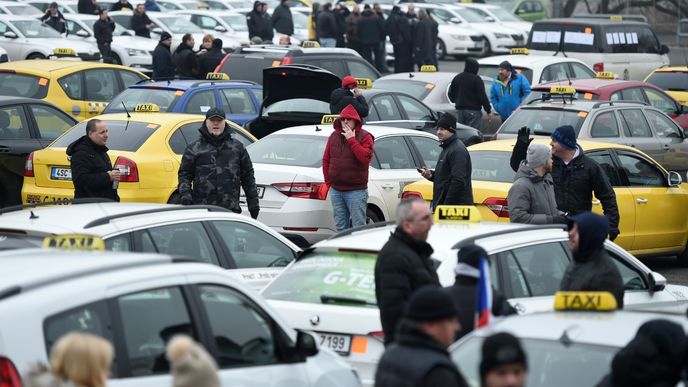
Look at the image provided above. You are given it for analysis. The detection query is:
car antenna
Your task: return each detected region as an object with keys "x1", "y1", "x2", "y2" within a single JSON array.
[
  {"x1": 29, "y1": 210, "x2": 38, "y2": 219},
  {"x1": 315, "y1": 125, "x2": 322, "y2": 131},
  {"x1": 409, "y1": 73, "x2": 414, "y2": 78},
  {"x1": 121, "y1": 102, "x2": 131, "y2": 119}
]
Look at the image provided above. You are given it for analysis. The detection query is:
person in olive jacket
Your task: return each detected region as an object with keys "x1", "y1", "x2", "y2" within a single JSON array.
[{"x1": 67, "y1": 119, "x2": 120, "y2": 202}]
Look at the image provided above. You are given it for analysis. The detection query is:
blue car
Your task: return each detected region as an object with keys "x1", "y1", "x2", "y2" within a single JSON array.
[{"x1": 104, "y1": 79, "x2": 263, "y2": 125}]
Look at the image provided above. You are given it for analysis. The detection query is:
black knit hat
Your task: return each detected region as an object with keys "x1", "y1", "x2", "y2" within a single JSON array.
[
  {"x1": 159, "y1": 31, "x2": 172, "y2": 42},
  {"x1": 551, "y1": 125, "x2": 577, "y2": 150},
  {"x1": 498, "y1": 60, "x2": 513, "y2": 72},
  {"x1": 436, "y1": 113, "x2": 456, "y2": 133},
  {"x1": 480, "y1": 332, "x2": 527, "y2": 380},
  {"x1": 457, "y1": 244, "x2": 488, "y2": 269},
  {"x1": 404, "y1": 286, "x2": 457, "y2": 322}
]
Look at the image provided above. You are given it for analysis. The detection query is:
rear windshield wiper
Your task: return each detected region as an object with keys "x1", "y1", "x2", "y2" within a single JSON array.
[{"x1": 320, "y1": 294, "x2": 376, "y2": 306}]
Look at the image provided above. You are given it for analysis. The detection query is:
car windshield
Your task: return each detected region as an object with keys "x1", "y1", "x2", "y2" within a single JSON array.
[
  {"x1": 373, "y1": 79, "x2": 433, "y2": 100},
  {"x1": 470, "y1": 151, "x2": 515, "y2": 182},
  {"x1": 500, "y1": 107, "x2": 586, "y2": 135},
  {"x1": 14, "y1": 20, "x2": 62, "y2": 38},
  {"x1": 52, "y1": 120, "x2": 157, "y2": 152},
  {"x1": 490, "y1": 7, "x2": 521, "y2": 21},
  {"x1": 292, "y1": 11, "x2": 307, "y2": 29},
  {"x1": 107, "y1": 88, "x2": 180, "y2": 113},
  {"x1": 451, "y1": 337, "x2": 617, "y2": 387},
  {"x1": 478, "y1": 65, "x2": 533, "y2": 83},
  {"x1": 0, "y1": 73, "x2": 49, "y2": 99},
  {"x1": 264, "y1": 98, "x2": 330, "y2": 115},
  {"x1": 157, "y1": 16, "x2": 203, "y2": 33},
  {"x1": 261, "y1": 252, "x2": 377, "y2": 308},
  {"x1": 6, "y1": 4, "x2": 41, "y2": 15},
  {"x1": 646, "y1": 72, "x2": 688, "y2": 92},
  {"x1": 454, "y1": 8, "x2": 485, "y2": 23},
  {"x1": 248, "y1": 134, "x2": 327, "y2": 167},
  {"x1": 220, "y1": 14, "x2": 247, "y2": 31}
]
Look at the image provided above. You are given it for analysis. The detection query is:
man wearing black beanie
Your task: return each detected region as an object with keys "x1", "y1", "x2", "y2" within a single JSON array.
[
  {"x1": 480, "y1": 332, "x2": 527, "y2": 387},
  {"x1": 418, "y1": 113, "x2": 473, "y2": 208}
]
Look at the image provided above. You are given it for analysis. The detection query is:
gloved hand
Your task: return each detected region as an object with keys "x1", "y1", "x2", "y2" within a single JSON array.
[
  {"x1": 609, "y1": 229, "x2": 620, "y2": 241},
  {"x1": 552, "y1": 215, "x2": 568, "y2": 224},
  {"x1": 517, "y1": 126, "x2": 531, "y2": 145},
  {"x1": 250, "y1": 208, "x2": 260, "y2": 220},
  {"x1": 180, "y1": 195, "x2": 193, "y2": 205}
]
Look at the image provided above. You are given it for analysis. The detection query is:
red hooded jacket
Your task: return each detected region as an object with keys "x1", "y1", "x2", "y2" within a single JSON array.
[{"x1": 322, "y1": 104, "x2": 374, "y2": 191}]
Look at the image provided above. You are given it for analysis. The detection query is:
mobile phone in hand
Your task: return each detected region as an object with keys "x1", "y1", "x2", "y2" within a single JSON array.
[{"x1": 416, "y1": 167, "x2": 425, "y2": 173}]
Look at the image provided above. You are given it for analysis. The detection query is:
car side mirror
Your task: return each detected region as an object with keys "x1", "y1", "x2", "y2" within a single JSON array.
[
  {"x1": 669, "y1": 171, "x2": 683, "y2": 187},
  {"x1": 449, "y1": 17, "x2": 461, "y2": 24},
  {"x1": 151, "y1": 27, "x2": 163, "y2": 35},
  {"x1": 76, "y1": 29, "x2": 90, "y2": 37},
  {"x1": 649, "y1": 271, "x2": 666, "y2": 292},
  {"x1": 214, "y1": 25, "x2": 227, "y2": 32},
  {"x1": 295, "y1": 330, "x2": 318, "y2": 358},
  {"x1": 3, "y1": 31, "x2": 17, "y2": 39},
  {"x1": 485, "y1": 16, "x2": 495, "y2": 22},
  {"x1": 660, "y1": 44, "x2": 670, "y2": 55}
]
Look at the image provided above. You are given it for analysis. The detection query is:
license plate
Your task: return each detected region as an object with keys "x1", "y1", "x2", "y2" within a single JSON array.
[
  {"x1": 240, "y1": 186, "x2": 265, "y2": 199},
  {"x1": 51, "y1": 167, "x2": 72, "y2": 180},
  {"x1": 318, "y1": 333, "x2": 352, "y2": 355}
]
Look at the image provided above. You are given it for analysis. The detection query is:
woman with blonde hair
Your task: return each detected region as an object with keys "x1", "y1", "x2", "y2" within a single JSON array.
[{"x1": 198, "y1": 34, "x2": 214, "y2": 55}]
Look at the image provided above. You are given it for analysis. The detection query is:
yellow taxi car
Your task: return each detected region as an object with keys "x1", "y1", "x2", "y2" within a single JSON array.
[
  {"x1": 0, "y1": 60, "x2": 148, "y2": 121},
  {"x1": 22, "y1": 105, "x2": 256, "y2": 205},
  {"x1": 644, "y1": 66, "x2": 688, "y2": 105},
  {"x1": 401, "y1": 139, "x2": 688, "y2": 261}
]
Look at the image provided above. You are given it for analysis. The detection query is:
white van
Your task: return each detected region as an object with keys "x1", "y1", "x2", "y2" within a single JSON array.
[{"x1": 526, "y1": 18, "x2": 670, "y2": 81}]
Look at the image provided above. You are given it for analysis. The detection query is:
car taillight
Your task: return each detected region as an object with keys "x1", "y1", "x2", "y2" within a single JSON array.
[
  {"x1": 0, "y1": 356, "x2": 21, "y2": 387},
  {"x1": 114, "y1": 156, "x2": 139, "y2": 183},
  {"x1": 23, "y1": 152, "x2": 34, "y2": 177},
  {"x1": 281, "y1": 56, "x2": 293, "y2": 65},
  {"x1": 215, "y1": 53, "x2": 230, "y2": 73},
  {"x1": 368, "y1": 331, "x2": 385, "y2": 342},
  {"x1": 593, "y1": 62, "x2": 604, "y2": 72},
  {"x1": 272, "y1": 182, "x2": 328, "y2": 200},
  {"x1": 483, "y1": 197, "x2": 509, "y2": 218},
  {"x1": 401, "y1": 191, "x2": 423, "y2": 199}
]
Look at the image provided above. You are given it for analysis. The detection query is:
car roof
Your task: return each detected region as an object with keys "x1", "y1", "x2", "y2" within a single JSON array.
[
  {"x1": 534, "y1": 78, "x2": 646, "y2": 91},
  {"x1": 264, "y1": 124, "x2": 439, "y2": 138},
  {"x1": 653, "y1": 66, "x2": 688, "y2": 72},
  {"x1": 237, "y1": 45, "x2": 362, "y2": 57},
  {"x1": 522, "y1": 99, "x2": 603, "y2": 110},
  {"x1": 0, "y1": 60, "x2": 144, "y2": 76},
  {"x1": 535, "y1": 17, "x2": 649, "y2": 26},
  {"x1": 479, "y1": 54, "x2": 586, "y2": 67},
  {"x1": 376, "y1": 72, "x2": 456, "y2": 82},
  {"x1": 470, "y1": 137, "x2": 640, "y2": 153},
  {"x1": 132, "y1": 79, "x2": 258, "y2": 90},
  {"x1": 0, "y1": 96, "x2": 65, "y2": 107}
]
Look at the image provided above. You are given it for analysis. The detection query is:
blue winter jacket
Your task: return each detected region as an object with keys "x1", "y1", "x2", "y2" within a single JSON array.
[{"x1": 490, "y1": 72, "x2": 531, "y2": 120}]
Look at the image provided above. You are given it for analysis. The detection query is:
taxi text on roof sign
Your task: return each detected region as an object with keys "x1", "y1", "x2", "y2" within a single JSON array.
[
  {"x1": 510, "y1": 48, "x2": 529, "y2": 55},
  {"x1": 302, "y1": 41, "x2": 321, "y2": 48},
  {"x1": 553, "y1": 291, "x2": 618, "y2": 311},
  {"x1": 53, "y1": 48, "x2": 76, "y2": 56},
  {"x1": 420, "y1": 65, "x2": 437, "y2": 72},
  {"x1": 134, "y1": 103, "x2": 160, "y2": 113},
  {"x1": 355, "y1": 78, "x2": 372, "y2": 89},
  {"x1": 321, "y1": 114, "x2": 338, "y2": 124},
  {"x1": 595, "y1": 71, "x2": 615, "y2": 79},
  {"x1": 43, "y1": 234, "x2": 105, "y2": 251},
  {"x1": 610, "y1": 15, "x2": 623, "y2": 20},
  {"x1": 550, "y1": 85, "x2": 577, "y2": 95},
  {"x1": 206, "y1": 72, "x2": 229, "y2": 80},
  {"x1": 434, "y1": 205, "x2": 482, "y2": 222}
]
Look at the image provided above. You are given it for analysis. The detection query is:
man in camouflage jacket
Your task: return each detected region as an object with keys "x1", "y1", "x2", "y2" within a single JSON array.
[{"x1": 178, "y1": 107, "x2": 260, "y2": 219}]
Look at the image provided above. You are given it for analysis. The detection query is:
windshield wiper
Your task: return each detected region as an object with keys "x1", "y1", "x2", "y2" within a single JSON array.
[{"x1": 320, "y1": 294, "x2": 376, "y2": 306}]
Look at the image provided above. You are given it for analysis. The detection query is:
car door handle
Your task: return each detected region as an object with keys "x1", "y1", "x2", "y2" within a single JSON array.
[
  {"x1": 0, "y1": 145, "x2": 10, "y2": 153},
  {"x1": 381, "y1": 183, "x2": 395, "y2": 189},
  {"x1": 663, "y1": 144, "x2": 670, "y2": 150},
  {"x1": 592, "y1": 200, "x2": 600, "y2": 205},
  {"x1": 636, "y1": 198, "x2": 648, "y2": 204}
]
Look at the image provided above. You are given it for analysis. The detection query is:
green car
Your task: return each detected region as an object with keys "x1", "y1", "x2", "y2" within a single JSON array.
[{"x1": 489, "y1": 0, "x2": 548, "y2": 21}]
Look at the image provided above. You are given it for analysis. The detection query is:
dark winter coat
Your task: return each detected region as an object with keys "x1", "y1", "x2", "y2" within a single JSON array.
[
  {"x1": 247, "y1": 1, "x2": 272, "y2": 41},
  {"x1": 358, "y1": 9, "x2": 384, "y2": 46},
  {"x1": 316, "y1": 9, "x2": 337, "y2": 39},
  {"x1": 131, "y1": 12, "x2": 152, "y2": 38},
  {"x1": 413, "y1": 18, "x2": 434, "y2": 61},
  {"x1": 174, "y1": 43, "x2": 198, "y2": 79},
  {"x1": 429, "y1": 134, "x2": 473, "y2": 207},
  {"x1": 67, "y1": 135, "x2": 119, "y2": 202},
  {"x1": 345, "y1": 12, "x2": 360, "y2": 44},
  {"x1": 178, "y1": 123, "x2": 259, "y2": 214},
  {"x1": 199, "y1": 48, "x2": 224, "y2": 78},
  {"x1": 110, "y1": 0, "x2": 133, "y2": 11},
  {"x1": 78, "y1": 0, "x2": 97, "y2": 14},
  {"x1": 385, "y1": 8, "x2": 411, "y2": 45},
  {"x1": 375, "y1": 227, "x2": 439, "y2": 344},
  {"x1": 270, "y1": 3, "x2": 293, "y2": 36},
  {"x1": 375, "y1": 319, "x2": 469, "y2": 387},
  {"x1": 40, "y1": 11, "x2": 66, "y2": 34},
  {"x1": 329, "y1": 87, "x2": 369, "y2": 117},
  {"x1": 448, "y1": 58, "x2": 491, "y2": 113},
  {"x1": 508, "y1": 162, "x2": 561, "y2": 224},
  {"x1": 152, "y1": 43, "x2": 175, "y2": 80},
  {"x1": 322, "y1": 104, "x2": 373, "y2": 191},
  {"x1": 93, "y1": 18, "x2": 114, "y2": 45}
]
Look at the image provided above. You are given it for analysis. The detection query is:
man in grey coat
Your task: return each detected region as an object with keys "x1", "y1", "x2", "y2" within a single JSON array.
[{"x1": 508, "y1": 143, "x2": 567, "y2": 224}]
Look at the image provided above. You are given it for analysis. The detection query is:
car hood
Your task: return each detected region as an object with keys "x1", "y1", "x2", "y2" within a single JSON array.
[
  {"x1": 112, "y1": 36, "x2": 158, "y2": 50},
  {"x1": 34, "y1": 38, "x2": 98, "y2": 53},
  {"x1": 262, "y1": 65, "x2": 341, "y2": 108}
]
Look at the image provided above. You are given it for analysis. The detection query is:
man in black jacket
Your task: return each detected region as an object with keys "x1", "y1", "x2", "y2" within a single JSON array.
[
  {"x1": 358, "y1": 5, "x2": 384, "y2": 68},
  {"x1": 110, "y1": 0, "x2": 133, "y2": 11},
  {"x1": 419, "y1": 114, "x2": 473, "y2": 208},
  {"x1": 40, "y1": 3, "x2": 66, "y2": 34},
  {"x1": 178, "y1": 108, "x2": 260, "y2": 218},
  {"x1": 174, "y1": 33, "x2": 198, "y2": 79},
  {"x1": 385, "y1": 6, "x2": 412, "y2": 73},
  {"x1": 67, "y1": 119, "x2": 120, "y2": 202},
  {"x1": 152, "y1": 32, "x2": 175, "y2": 80},
  {"x1": 247, "y1": 1, "x2": 272, "y2": 42},
  {"x1": 560, "y1": 212, "x2": 625, "y2": 308},
  {"x1": 448, "y1": 58, "x2": 491, "y2": 129},
  {"x1": 131, "y1": 4, "x2": 154, "y2": 38},
  {"x1": 375, "y1": 286, "x2": 469, "y2": 387},
  {"x1": 446, "y1": 244, "x2": 516, "y2": 341},
  {"x1": 93, "y1": 9, "x2": 115, "y2": 63},
  {"x1": 199, "y1": 38, "x2": 224, "y2": 78},
  {"x1": 330, "y1": 75, "x2": 368, "y2": 117},
  {"x1": 78, "y1": 0, "x2": 98, "y2": 14},
  {"x1": 375, "y1": 198, "x2": 439, "y2": 345},
  {"x1": 481, "y1": 333, "x2": 528, "y2": 387},
  {"x1": 316, "y1": 3, "x2": 337, "y2": 47},
  {"x1": 270, "y1": 0, "x2": 293, "y2": 37},
  {"x1": 510, "y1": 125, "x2": 620, "y2": 240}
]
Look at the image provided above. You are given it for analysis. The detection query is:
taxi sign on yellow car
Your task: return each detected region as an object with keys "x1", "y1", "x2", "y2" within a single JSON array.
[
  {"x1": 134, "y1": 103, "x2": 160, "y2": 113},
  {"x1": 610, "y1": 15, "x2": 623, "y2": 20},
  {"x1": 434, "y1": 205, "x2": 481, "y2": 222},
  {"x1": 206, "y1": 72, "x2": 229, "y2": 80},
  {"x1": 302, "y1": 40, "x2": 321, "y2": 48},
  {"x1": 420, "y1": 65, "x2": 437, "y2": 72},
  {"x1": 550, "y1": 85, "x2": 577, "y2": 95},
  {"x1": 510, "y1": 48, "x2": 529, "y2": 55},
  {"x1": 355, "y1": 78, "x2": 372, "y2": 89},
  {"x1": 321, "y1": 114, "x2": 338, "y2": 124},
  {"x1": 595, "y1": 71, "x2": 615, "y2": 79},
  {"x1": 553, "y1": 291, "x2": 618, "y2": 311},
  {"x1": 53, "y1": 48, "x2": 76, "y2": 56},
  {"x1": 43, "y1": 234, "x2": 105, "y2": 251}
]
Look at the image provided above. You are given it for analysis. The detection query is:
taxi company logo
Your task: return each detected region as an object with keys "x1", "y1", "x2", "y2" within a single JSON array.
[
  {"x1": 310, "y1": 315, "x2": 320, "y2": 327},
  {"x1": 437, "y1": 206, "x2": 471, "y2": 221},
  {"x1": 561, "y1": 294, "x2": 603, "y2": 310}
]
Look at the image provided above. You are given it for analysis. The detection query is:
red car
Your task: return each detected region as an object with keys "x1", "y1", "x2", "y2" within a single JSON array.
[{"x1": 527, "y1": 78, "x2": 688, "y2": 130}]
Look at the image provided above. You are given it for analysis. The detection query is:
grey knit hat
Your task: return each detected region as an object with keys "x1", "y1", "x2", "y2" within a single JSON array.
[{"x1": 526, "y1": 143, "x2": 551, "y2": 168}]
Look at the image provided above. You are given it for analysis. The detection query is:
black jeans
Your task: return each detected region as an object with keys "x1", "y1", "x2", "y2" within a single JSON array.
[{"x1": 98, "y1": 43, "x2": 112, "y2": 63}]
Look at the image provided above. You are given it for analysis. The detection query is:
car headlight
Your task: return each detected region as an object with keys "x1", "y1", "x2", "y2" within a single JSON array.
[
  {"x1": 450, "y1": 34, "x2": 469, "y2": 40},
  {"x1": 127, "y1": 48, "x2": 150, "y2": 56},
  {"x1": 494, "y1": 33, "x2": 510, "y2": 39}
]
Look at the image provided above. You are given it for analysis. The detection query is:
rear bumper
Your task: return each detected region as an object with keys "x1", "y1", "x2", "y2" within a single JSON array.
[{"x1": 22, "y1": 181, "x2": 172, "y2": 204}]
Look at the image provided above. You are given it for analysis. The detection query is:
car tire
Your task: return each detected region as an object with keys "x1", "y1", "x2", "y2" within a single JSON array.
[
  {"x1": 437, "y1": 39, "x2": 447, "y2": 61},
  {"x1": 482, "y1": 37, "x2": 492, "y2": 57},
  {"x1": 111, "y1": 53, "x2": 122, "y2": 65},
  {"x1": 366, "y1": 206, "x2": 382, "y2": 224},
  {"x1": 27, "y1": 53, "x2": 45, "y2": 60}
]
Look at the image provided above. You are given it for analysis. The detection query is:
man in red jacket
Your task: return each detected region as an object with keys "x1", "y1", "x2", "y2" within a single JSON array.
[{"x1": 322, "y1": 104, "x2": 374, "y2": 231}]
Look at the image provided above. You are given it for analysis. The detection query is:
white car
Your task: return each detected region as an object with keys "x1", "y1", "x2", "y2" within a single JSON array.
[
  {"x1": 0, "y1": 249, "x2": 362, "y2": 387},
  {"x1": 203, "y1": 0, "x2": 246, "y2": 10},
  {"x1": 478, "y1": 53, "x2": 596, "y2": 85},
  {"x1": 261, "y1": 217, "x2": 688, "y2": 386},
  {"x1": 156, "y1": 0, "x2": 206, "y2": 11},
  {"x1": 109, "y1": 11, "x2": 210, "y2": 52},
  {"x1": 458, "y1": 3, "x2": 532, "y2": 39},
  {"x1": 240, "y1": 124, "x2": 440, "y2": 246},
  {"x1": 23, "y1": 1, "x2": 76, "y2": 14},
  {"x1": 0, "y1": 202, "x2": 301, "y2": 289},
  {"x1": 177, "y1": 9, "x2": 250, "y2": 44},
  {"x1": 63, "y1": 13, "x2": 156, "y2": 73},
  {"x1": 0, "y1": 15, "x2": 101, "y2": 60},
  {"x1": 0, "y1": 1, "x2": 41, "y2": 15}
]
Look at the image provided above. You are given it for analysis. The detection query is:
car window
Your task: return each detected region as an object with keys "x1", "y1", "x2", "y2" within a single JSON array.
[
  {"x1": 507, "y1": 242, "x2": 570, "y2": 297},
  {"x1": 499, "y1": 108, "x2": 585, "y2": 135},
  {"x1": 251, "y1": 88, "x2": 262, "y2": 103},
  {"x1": 409, "y1": 136, "x2": 440, "y2": 169},
  {"x1": 0, "y1": 105, "x2": 30, "y2": 140},
  {"x1": 119, "y1": 70, "x2": 145, "y2": 89},
  {"x1": 501, "y1": 251, "x2": 529, "y2": 298},
  {"x1": 471, "y1": 150, "x2": 515, "y2": 182},
  {"x1": 586, "y1": 151, "x2": 622, "y2": 186},
  {"x1": 85, "y1": 69, "x2": 117, "y2": 101},
  {"x1": 540, "y1": 63, "x2": 569, "y2": 83},
  {"x1": 646, "y1": 109, "x2": 683, "y2": 138},
  {"x1": 367, "y1": 103, "x2": 381, "y2": 121},
  {"x1": 371, "y1": 94, "x2": 401, "y2": 121},
  {"x1": 618, "y1": 109, "x2": 652, "y2": 137},
  {"x1": 108, "y1": 88, "x2": 180, "y2": 113},
  {"x1": 646, "y1": 71, "x2": 688, "y2": 92},
  {"x1": 105, "y1": 233, "x2": 131, "y2": 252},
  {"x1": 168, "y1": 127, "x2": 187, "y2": 154},
  {"x1": 184, "y1": 89, "x2": 217, "y2": 114},
  {"x1": 617, "y1": 152, "x2": 664, "y2": 187},
  {"x1": 643, "y1": 88, "x2": 676, "y2": 114},
  {"x1": 198, "y1": 15, "x2": 220, "y2": 28},
  {"x1": 620, "y1": 87, "x2": 646, "y2": 102},
  {"x1": 53, "y1": 120, "x2": 157, "y2": 152},
  {"x1": 0, "y1": 73, "x2": 49, "y2": 99},
  {"x1": 373, "y1": 80, "x2": 432, "y2": 101},
  {"x1": 116, "y1": 287, "x2": 195, "y2": 376},
  {"x1": 58, "y1": 72, "x2": 83, "y2": 100},
  {"x1": 212, "y1": 221, "x2": 293, "y2": 268},
  {"x1": 374, "y1": 136, "x2": 414, "y2": 169},
  {"x1": 144, "y1": 222, "x2": 220, "y2": 265},
  {"x1": 590, "y1": 111, "x2": 619, "y2": 138},
  {"x1": 347, "y1": 60, "x2": 379, "y2": 80},
  {"x1": 197, "y1": 285, "x2": 277, "y2": 367},
  {"x1": 569, "y1": 62, "x2": 595, "y2": 79},
  {"x1": 65, "y1": 19, "x2": 89, "y2": 36},
  {"x1": 30, "y1": 104, "x2": 75, "y2": 140},
  {"x1": 220, "y1": 88, "x2": 256, "y2": 115},
  {"x1": 607, "y1": 250, "x2": 647, "y2": 290},
  {"x1": 396, "y1": 95, "x2": 433, "y2": 121},
  {"x1": 638, "y1": 26, "x2": 660, "y2": 54},
  {"x1": 248, "y1": 134, "x2": 326, "y2": 167},
  {"x1": 302, "y1": 59, "x2": 347, "y2": 78}
]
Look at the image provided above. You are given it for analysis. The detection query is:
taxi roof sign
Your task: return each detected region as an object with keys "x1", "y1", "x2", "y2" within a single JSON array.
[
  {"x1": 434, "y1": 205, "x2": 481, "y2": 222},
  {"x1": 553, "y1": 291, "x2": 618, "y2": 311},
  {"x1": 549, "y1": 85, "x2": 577, "y2": 95},
  {"x1": 43, "y1": 234, "x2": 105, "y2": 251},
  {"x1": 610, "y1": 15, "x2": 623, "y2": 20},
  {"x1": 595, "y1": 71, "x2": 615, "y2": 79},
  {"x1": 206, "y1": 72, "x2": 229, "y2": 80},
  {"x1": 355, "y1": 78, "x2": 372, "y2": 89},
  {"x1": 53, "y1": 48, "x2": 76, "y2": 56},
  {"x1": 420, "y1": 65, "x2": 437, "y2": 72},
  {"x1": 133, "y1": 103, "x2": 160, "y2": 113},
  {"x1": 510, "y1": 48, "x2": 529, "y2": 55},
  {"x1": 321, "y1": 114, "x2": 338, "y2": 124},
  {"x1": 302, "y1": 40, "x2": 321, "y2": 48}
]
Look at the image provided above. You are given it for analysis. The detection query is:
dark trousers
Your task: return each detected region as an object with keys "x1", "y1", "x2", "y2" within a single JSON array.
[
  {"x1": 361, "y1": 44, "x2": 376, "y2": 66},
  {"x1": 347, "y1": 40, "x2": 363, "y2": 57},
  {"x1": 374, "y1": 41, "x2": 388, "y2": 73},
  {"x1": 456, "y1": 109, "x2": 482, "y2": 130},
  {"x1": 393, "y1": 43, "x2": 413, "y2": 73},
  {"x1": 98, "y1": 43, "x2": 112, "y2": 63}
]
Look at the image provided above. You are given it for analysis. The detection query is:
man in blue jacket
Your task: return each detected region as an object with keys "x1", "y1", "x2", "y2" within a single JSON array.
[{"x1": 490, "y1": 60, "x2": 530, "y2": 120}]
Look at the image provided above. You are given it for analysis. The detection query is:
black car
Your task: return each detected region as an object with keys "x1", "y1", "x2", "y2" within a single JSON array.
[{"x1": 0, "y1": 97, "x2": 77, "y2": 207}]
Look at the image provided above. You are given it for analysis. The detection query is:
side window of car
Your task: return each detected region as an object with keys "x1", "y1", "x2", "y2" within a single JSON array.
[
  {"x1": 116, "y1": 286, "x2": 195, "y2": 376},
  {"x1": 0, "y1": 21, "x2": 9, "y2": 33},
  {"x1": 184, "y1": 90, "x2": 217, "y2": 114},
  {"x1": 397, "y1": 95, "x2": 433, "y2": 121},
  {"x1": 168, "y1": 127, "x2": 188, "y2": 154},
  {"x1": 221, "y1": 88, "x2": 257, "y2": 115},
  {"x1": 570, "y1": 62, "x2": 595, "y2": 79},
  {"x1": 179, "y1": 122, "x2": 201, "y2": 143},
  {"x1": 610, "y1": 91, "x2": 622, "y2": 101},
  {"x1": 638, "y1": 26, "x2": 660, "y2": 54},
  {"x1": 606, "y1": 250, "x2": 648, "y2": 290},
  {"x1": 59, "y1": 72, "x2": 83, "y2": 100},
  {"x1": 105, "y1": 233, "x2": 131, "y2": 252},
  {"x1": 367, "y1": 103, "x2": 381, "y2": 121},
  {"x1": 620, "y1": 87, "x2": 646, "y2": 102},
  {"x1": 347, "y1": 60, "x2": 379, "y2": 80},
  {"x1": 586, "y1": 151, "x2": 622, "y2": 186},
  {"x1": 211, "y1": 221, "x2": 294, "y2": 268},
  {"x1": 84, "y1": 69, "x2": 117, "y2": 101},
  {"x1": 199, "y1": 15, "x2": 219, "y2": 29},
  {"x1": 119, "y1": 70, "x2": 145, "y2": 90},
  {"x1": 230, "y1": 127, "x2": 254, "y2": 147},
  {"x1": 540, "y1": 63, "x2": 568, "y2": 83},
  {"x1": 371, "y1": 95, "x2": 401, "y2": 121},
  {"x1": 617, "y1": 152, "x2": 665, "y2": 187},
  {"x1": 506, "y1": 242, "x2": 570, "y2": 297},
  {"x1": 146, "y1": 222, "x2": 220, "y2": 265},
  {"x1": 30, "y1": 104, "x2": 74, "y2": 140},
  {"x1": 374, "y1": 137, "x2": 414, "y2": 169},
  {"x1": 590, "y1": 111, "x2": 619, "y2": 138},
  {"x1": 0, "y1": 105, "x2": 31, "y2": 140},
  {"x1": 65, "y1": 20, "x2": 86, "y2": 36},
  {"x1": 619, "y1": 109, "x2": 652, "y2": 137},
  {"x1": 499, "y1": 251, "x2": 530, "y2": 298},
  {"x1": 645, "y1": 109, "x2": 683, "y2": 138},
  {"x1": 409, "y1": 135, "x2": 440, "y2": 169},
  {"x1": 303, "y1": 59, "x2": 346, "y2": 78},
  {"x1": 197, "y1": 285, "x2": 277, "y2": 367},
  {"x1": 643, "y1": 88, "x2": 677, "y2": 114}
]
